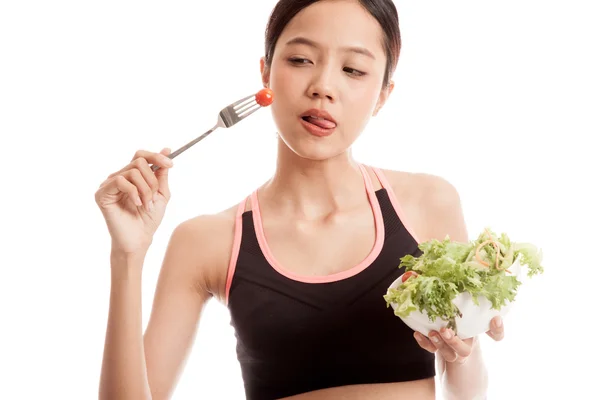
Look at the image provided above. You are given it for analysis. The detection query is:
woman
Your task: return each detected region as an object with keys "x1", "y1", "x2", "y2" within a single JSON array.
[{"x1": 96, "y1": 0, "x2": 505, "y2": 399}]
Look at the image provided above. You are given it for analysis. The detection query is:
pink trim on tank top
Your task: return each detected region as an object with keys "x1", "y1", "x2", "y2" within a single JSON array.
[
  {"x1": 371, "y1": 167, "x2": 421, "y2": 244},
  {"x1": 250, "y1": 164, "x2": 385, "y2": 284},
  {"x1": 225, "y1": 199, "x2": 247, "y2": 306}
]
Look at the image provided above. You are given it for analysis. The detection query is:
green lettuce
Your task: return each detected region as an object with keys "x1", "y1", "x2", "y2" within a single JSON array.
[{"x1": 383, "y1": 228, "x2": 543, "y2": 331}]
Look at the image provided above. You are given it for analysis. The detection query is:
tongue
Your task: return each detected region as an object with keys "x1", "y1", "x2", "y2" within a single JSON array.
[{"x1": 308, "y1": 117, "x2": 336, "y2": 129}]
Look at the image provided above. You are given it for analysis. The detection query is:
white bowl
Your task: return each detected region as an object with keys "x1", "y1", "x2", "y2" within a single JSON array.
[{"x1": 387, "y1": 258, "x2": 525, "y2": 339}]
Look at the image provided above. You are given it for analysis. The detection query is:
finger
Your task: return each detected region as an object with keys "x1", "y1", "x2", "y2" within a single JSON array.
[
  {"x1": 414, "y1": 332, "x2": 437, "y2": 353},
  {"x1": 131, "y1": 157, "x2": 160, "y2": 197},
  {"x1": 486, "y1": 316, "x2": 504, "y2": 341},
  {"x1": 439, "y1": 328, "x2": 472, "y2": 358},
  {"x1": 107, "y1": 150, "x2": 173, "y2": 182},
  {"x1": 123, "y1": 168, "x2": 154, "y2": 211},
  {"x1": 101, "y1": 175, "x2": 142, "y2": 208},
  {"x1": 115, "y1": 176, "x2": 143, "y2": 207},
  {"x1": 428, "y1": 331, "x2": 459, "y2": 362},
  {"x1": 454, "y1": 356, "x2": 468, "y2": 365},
  {"x1": 155, "y1": 148, "x2": 172, "y2": 199},
  {"x1": 130, "y1": 149, "x2": 174, "y2": 166}
]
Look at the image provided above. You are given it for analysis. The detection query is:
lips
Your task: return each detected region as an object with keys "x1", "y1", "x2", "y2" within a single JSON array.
[{"x1": 300, "y1": 109, "x2": 337, "y2": 130}]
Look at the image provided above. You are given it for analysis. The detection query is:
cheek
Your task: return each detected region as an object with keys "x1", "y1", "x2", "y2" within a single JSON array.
[
  {"x1": 269, "y1": 63, "x2": 296, "y2": 94},
  {"x1": 269, "y1": 66, "x2": 301, "y2": 120},
  {"x1": 344, "y1": 84, "x2": 380, "y2": 117}
]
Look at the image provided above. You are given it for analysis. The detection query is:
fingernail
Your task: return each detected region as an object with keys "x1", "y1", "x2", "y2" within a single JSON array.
[
  {"x1": 495, "y1": 318, "x2": 503, "y2": 328},
  {"x1": 443, "y1": 330, "x2": 452, "y2": 339},
  {"x1": 148, "y1": 200, "x2": 154, "y2": 212},
  {"x1": 431, "y1": 335, "x2": 440, "y2": 344},
  {"x1": 162, "y1": 156, "x2": 173, "y2": 166},
  {"x1": 135, "y1": 196, "x2": 142, "y2": 206},
  {"x1": 153, "y1": 192, "x2": 158, "y2": 202}
]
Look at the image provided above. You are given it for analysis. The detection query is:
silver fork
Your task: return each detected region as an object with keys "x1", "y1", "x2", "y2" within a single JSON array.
[{"x1": 151, "y1": 93, "x2": 263, "y2": 171}]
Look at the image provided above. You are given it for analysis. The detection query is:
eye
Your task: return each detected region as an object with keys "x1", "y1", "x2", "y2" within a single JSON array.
[
  {"x1": 289, "y1": 57, "x2": 312, "y2": 65},
  {"x1": 343, "y1": 67, "x2": 366, "y2": 77}
]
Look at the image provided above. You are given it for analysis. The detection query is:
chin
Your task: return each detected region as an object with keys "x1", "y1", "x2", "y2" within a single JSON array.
[{"x1": 278, "y1": 131, "x2": 350, "y2": 162}]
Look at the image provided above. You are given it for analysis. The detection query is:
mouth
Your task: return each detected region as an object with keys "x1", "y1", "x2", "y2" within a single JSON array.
[{"x1": 299, "y1": 109, "x2": 337, "y2": 137}]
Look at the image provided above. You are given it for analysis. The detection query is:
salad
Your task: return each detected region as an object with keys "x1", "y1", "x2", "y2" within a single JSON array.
[{"x1": 383, "y1": 228, "x2": 544, "y2": 332}]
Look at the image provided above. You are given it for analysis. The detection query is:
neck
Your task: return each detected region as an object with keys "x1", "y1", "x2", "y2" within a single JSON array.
[{"x1": 261, "y1": 138, "x2": 368, "y2": 219}]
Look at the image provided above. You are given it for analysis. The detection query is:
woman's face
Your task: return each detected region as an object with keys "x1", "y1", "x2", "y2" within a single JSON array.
[{"x1": 262, "y1": 0, "x2": 394, "y2": 161}]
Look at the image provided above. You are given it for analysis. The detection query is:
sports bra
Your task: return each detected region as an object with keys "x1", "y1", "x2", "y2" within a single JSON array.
[{"x1": 225, "y1": 165, "x2": 435, "y2": 399}]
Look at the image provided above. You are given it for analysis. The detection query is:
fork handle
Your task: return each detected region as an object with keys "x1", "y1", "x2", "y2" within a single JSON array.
[{"x1": 151, "y1": 124, "x2": 219, "y2": 171}]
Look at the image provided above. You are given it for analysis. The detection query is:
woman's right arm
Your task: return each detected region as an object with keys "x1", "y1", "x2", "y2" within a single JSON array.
[{"x1": 100, "y1": 220, "x2": 214, "y2": 400}]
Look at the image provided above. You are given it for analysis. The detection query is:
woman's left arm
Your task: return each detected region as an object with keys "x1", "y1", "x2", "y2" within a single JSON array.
[
  {"x1": 407, "y1": 174, "x2": 506, "y2": 400},
  {"x1": 417, "y1": 318, "x2": 504, "y2": 400}
]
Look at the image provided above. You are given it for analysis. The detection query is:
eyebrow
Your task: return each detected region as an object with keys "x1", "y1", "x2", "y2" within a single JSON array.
[{"x1": 285, "y1": 36, "x2": 376, "y2": 60}]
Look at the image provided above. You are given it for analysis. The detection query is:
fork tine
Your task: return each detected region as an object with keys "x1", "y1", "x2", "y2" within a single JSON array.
[
  {"x1": 232, "y1": 94, "x2": 255, "y2": 107},
  {"x1": 236, "y1": 100, "x2": 257, "y2": 115},
  {"x1": 237, "y1": 104, "x2": 261, "y2": 119}
]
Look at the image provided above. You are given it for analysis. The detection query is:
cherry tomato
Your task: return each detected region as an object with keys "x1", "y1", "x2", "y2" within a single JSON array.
[
  {"x1": 401, "y1": 270, "x2": 418, "y2": 283},
  {"x1": 255, "y1": 88, "x2": 274, "y2": 107}
]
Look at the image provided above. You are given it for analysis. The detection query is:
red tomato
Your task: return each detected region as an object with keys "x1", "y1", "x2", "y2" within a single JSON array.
[
  {"x1": 255, "y1": 88, "x2": 274, "y2": 107},
  {"x1": 401, "y1": 271, "x2": 418, "y2": 283}
]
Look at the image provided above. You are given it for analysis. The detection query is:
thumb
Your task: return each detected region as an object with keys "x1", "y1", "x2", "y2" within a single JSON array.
[{"x1": 156, "y1": 147, "x2": 172, "y2": 198}]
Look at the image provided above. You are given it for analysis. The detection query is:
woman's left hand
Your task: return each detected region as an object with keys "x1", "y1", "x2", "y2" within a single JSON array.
[{"x1": 413, "y1": 316, "x2": 505, "y2": 364}]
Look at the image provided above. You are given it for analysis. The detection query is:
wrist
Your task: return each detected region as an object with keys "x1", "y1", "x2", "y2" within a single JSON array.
[
  {"x1": 110, "y1": 243, "x2": 148, "y2": 261},
  {"x1": 110, "y1": 249, "x2": 146, "y2": 278}
]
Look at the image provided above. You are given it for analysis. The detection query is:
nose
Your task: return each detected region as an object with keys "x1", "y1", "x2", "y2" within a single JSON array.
[
  {"x1": 307, "y1": 68, "x2": 336, "y2": 102},
  {"x1": 310, "y1": 86, "x2": 334, "y2": 101}
]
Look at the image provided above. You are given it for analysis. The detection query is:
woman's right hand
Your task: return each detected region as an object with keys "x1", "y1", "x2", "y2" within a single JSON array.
[{"x1": 95, "y1": 148, "x2": 175, "y2": 256}]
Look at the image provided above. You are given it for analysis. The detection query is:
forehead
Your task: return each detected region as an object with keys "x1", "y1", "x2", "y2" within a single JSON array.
[{"x1": 277, "y1": 0, "x2": 385, "y2": 57}]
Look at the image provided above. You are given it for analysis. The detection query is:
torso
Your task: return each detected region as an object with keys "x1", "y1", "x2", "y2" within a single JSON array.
[{"x1": 189, "y1": 166, "x2": 441, "y2": 399}]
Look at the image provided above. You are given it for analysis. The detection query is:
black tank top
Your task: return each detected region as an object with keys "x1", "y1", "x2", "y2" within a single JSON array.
[{"x1": 225, "y1": 165, "x2": 435, "y2": 400}]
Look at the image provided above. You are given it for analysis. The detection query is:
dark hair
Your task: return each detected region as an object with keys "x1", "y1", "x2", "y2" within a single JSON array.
[{"x1": 264, "y1": 0, "x2": 401, "y2": 87}]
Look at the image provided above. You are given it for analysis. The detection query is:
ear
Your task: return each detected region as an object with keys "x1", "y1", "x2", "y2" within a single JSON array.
[
  {"x1": 260, "y1": 57, "x2": 270, "y2": 88},
  {"x1": 373, "y1": 80, "x2": 395, "y2": 116}
]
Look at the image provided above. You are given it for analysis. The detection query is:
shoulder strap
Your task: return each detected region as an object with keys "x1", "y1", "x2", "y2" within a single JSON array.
[
  {"x1": 225, "y1": 197, "x2": 248, "y2": 306},
  {"x1": 370, "y1": 167, "x2": 422, "y2": 244}
]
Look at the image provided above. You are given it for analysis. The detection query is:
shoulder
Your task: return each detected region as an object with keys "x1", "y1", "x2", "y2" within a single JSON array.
[
  {"x1": 175, "y1": 202, "x2": 240, "y2": 240},
  {"x1": 373, "y1": 167, "x2": 468, "y2": 243},
  {"x1": 167, "y1": 199, "x2": 245, "y2": 302}
]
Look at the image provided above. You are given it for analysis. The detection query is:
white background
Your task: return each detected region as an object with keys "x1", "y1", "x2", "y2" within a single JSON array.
[{"x1": 1, "y1": 0, "x2": 598, "y2": 399}]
